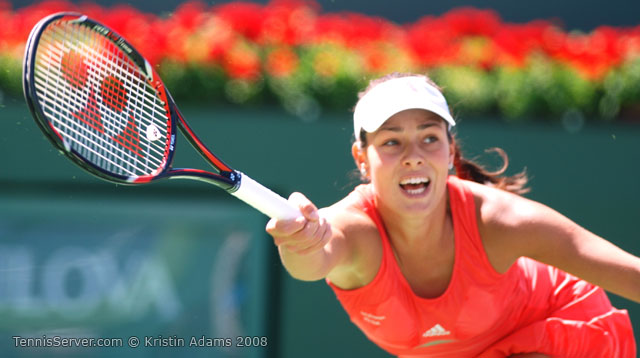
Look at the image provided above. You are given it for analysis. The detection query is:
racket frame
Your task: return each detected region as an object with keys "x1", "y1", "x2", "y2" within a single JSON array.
[
  {"x1": 23, "y1": 12, "x2": 301, "y2": 220},
  {"x1": 22, "y1": 12, "x2": 236, "y2": 190}
]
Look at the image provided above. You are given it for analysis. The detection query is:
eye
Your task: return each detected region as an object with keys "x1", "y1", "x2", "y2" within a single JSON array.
[
  {"x1": 382, "y1": 139, "x2": 399, "y2": 146},
  {"x1": 424, "y1": 135, "x2": 438, "y2": 144}
]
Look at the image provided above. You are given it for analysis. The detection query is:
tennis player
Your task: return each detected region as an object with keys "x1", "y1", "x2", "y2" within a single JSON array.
[{"x1": 267, "y1": 73, "x2": 639, "y2": 357}]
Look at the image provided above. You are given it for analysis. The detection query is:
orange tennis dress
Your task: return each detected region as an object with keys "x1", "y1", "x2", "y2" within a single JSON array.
[{"x1": 327, "y1": 176, "x2": 636, "y2": 357}]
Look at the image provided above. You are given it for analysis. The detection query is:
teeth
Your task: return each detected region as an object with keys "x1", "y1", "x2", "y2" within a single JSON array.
[{"x1": 400, "y1": 177, "x2": 430, "y2": 185}]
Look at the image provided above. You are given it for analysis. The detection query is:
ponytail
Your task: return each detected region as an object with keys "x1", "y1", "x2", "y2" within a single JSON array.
[{"x1": 451, "y1": 137, "x2": 529, "y2": 195}]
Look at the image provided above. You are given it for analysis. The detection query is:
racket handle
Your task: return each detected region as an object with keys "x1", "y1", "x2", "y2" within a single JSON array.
[{"x1": 231, "y1": 172, "x2": 302, "y2": 220}]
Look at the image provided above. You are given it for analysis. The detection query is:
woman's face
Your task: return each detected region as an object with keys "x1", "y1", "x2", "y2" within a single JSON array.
[{"x1": 354, "y1": 109, "x2": 454, "y2": 217}]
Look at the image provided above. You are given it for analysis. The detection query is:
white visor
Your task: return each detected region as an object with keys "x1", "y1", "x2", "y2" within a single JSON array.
[{"x1": 353, "y1": 76, "x2": 456, "y2": 137}]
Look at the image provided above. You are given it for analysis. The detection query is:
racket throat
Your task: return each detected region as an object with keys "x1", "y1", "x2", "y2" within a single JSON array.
[
  {"x1": 221, "y1": 170, "x2": 242, "y2": 192},
  {"x1": 167, "y1": 169, "x2": 239, "y2": 192}
]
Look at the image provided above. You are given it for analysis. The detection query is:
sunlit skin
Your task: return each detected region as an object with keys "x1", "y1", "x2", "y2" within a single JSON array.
[
  {"x1": 267, "y1": 99, "x2": 640, "y2": 358},
  {"x1": 348, "y1": 111, "x2": 612, "y2": 358},
  {"x1": 352, "y1": 109, "x2": 454, "y2": 249}
]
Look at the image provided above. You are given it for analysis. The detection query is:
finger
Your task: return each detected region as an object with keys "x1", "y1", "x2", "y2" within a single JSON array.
[
  {"x1": 294, "y1": 218, "x2": 332, "y2": 255},
  {"x1": 289, "y1": 192, "x2": 319, "y2": 221},
  {"x1": 266, "y1": 215, "x2": 307, "y2": 236},
  {"x1": 267, "y1": 192, "x2": 316, "y2": 236},
  {"x1": 274, "y1": 217, "x2": 319, "y2": 248}
]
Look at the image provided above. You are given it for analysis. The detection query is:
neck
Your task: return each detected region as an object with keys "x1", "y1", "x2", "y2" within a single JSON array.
[{"x1": 376, "y1": 192, "x2": 451, "y2": 248}]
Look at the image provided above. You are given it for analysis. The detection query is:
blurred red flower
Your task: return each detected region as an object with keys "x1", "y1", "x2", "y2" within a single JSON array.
[
  {"x1": 3, "y1": 0, "x2": 640, "y2": 117},
  {"x1": 223, "y1": 40, "x2": 261, "y2": 80},
  {"x1": 266, "y1": 46, "x2": 299, "y2": 77}
]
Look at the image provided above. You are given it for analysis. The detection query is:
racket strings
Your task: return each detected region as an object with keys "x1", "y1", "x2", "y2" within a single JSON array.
[
  {"x1": 33, "y1": 20, "x2": 170, "y2": 178},
  {"x1": 35, "y1": 25, "x2": 153, "y2": 173}
]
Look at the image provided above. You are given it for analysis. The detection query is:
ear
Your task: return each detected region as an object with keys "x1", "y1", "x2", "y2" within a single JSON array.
[
  {"x1": 352, "y1": 141, "x2": 368, "y2": 174},
  {"x1": 448, "y1": 137, "x2": 456, "y2": 169}
]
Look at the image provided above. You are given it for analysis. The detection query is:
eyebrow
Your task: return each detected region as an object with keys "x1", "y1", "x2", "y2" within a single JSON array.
[{"x1": 378, "y1": 121, "x2": 442, "y2": 132}]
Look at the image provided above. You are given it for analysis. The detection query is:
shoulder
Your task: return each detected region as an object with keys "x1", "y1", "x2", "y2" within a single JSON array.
[
  {"x1": 461, "y1": 180, "x2": 563, "y2": 273},
  {"x1": 462, "y1": 180, "x2": 640, "y2": 303},
  {"x1": 459, "y1": 179, "x2": 555, "y2": 232},
  {"x1": 323, "y1": 184, "x2": 377, "y2": 232},
  {"x1": 321, "y1": 186, "x2": 383, "y2": 289}
]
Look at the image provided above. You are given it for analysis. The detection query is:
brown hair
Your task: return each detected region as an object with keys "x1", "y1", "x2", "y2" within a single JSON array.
[
  {"x1": 450, "y1": 139, "x2": 529, "y2": 194},
  {"x1": 355, "y1": 72, "x2": 530, "y2": 195}
]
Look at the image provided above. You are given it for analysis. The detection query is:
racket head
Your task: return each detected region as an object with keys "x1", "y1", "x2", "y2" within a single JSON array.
[{"x1": 23, "y1": 12, "x2": 176, "y2": 184}]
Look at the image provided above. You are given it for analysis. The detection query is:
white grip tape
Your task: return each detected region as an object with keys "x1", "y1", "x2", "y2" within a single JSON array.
[{"x1": 230, "y1": 173, "x2": 301, "y2": 219}]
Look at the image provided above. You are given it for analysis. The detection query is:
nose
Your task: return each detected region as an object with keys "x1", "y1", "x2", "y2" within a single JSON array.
[{"x1": 402, "y1": 143, "x2": 423, "y2": 168}]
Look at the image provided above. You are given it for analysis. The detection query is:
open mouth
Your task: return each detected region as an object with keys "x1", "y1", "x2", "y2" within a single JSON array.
[{"x1": 399, "y1": 177, "x2": 431, "y2": 195}]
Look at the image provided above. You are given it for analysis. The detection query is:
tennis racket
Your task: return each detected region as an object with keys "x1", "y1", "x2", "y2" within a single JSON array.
[{"x1": 23, "y1": 12, "x2": 301, "y2": 220}]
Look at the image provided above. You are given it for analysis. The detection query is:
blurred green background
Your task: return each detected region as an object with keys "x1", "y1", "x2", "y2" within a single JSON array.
[
  {"x1": 7, "y1": 0, "x2": 640, "y2": 30},
  {"x1": 2, "y1": 0, "x2": 640, "y2": 357},
  {"x1": 2, "y1": 99, "x2": 639, "y2": 357}
]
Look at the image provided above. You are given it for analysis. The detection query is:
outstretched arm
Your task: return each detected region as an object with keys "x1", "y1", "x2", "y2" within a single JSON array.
[
  {"x1": 478, "y1": 183, "x2": 640, "y2": 303},
  {"x1": 266, "y1": 192, "x2": 370, "y2": 284}
]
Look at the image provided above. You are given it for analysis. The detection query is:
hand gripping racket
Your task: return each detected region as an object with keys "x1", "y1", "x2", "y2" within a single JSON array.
[{"x1": 23, "y1": 12, "x2": 301, "y2": 220}]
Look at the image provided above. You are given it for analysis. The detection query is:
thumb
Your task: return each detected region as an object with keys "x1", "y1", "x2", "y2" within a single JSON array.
[{"x1": 289, "y1": 192, "x2": 319, "y2": 221}]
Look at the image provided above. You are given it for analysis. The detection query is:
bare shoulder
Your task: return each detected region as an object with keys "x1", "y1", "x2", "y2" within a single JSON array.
[
  {"x1": 462, "y1": 180, "x2": 561, "y2": 273},
  {"x1": 322, "y1": 191, "x2": 377, "y2": 235},
  {"x1": 320, "y1": 190, "x2": 383, "y2": 289},
  {"x1": 463, "y1": 180, "x2": 543, "y2": 228},
  {"x1": 462, "y1": 180, "x2": 640, "y2": 303}
]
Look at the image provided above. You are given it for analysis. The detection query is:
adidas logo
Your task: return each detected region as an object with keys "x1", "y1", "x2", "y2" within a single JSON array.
[{"x1": 422, "y1": 324, "x2": 451, "y2": 338}]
